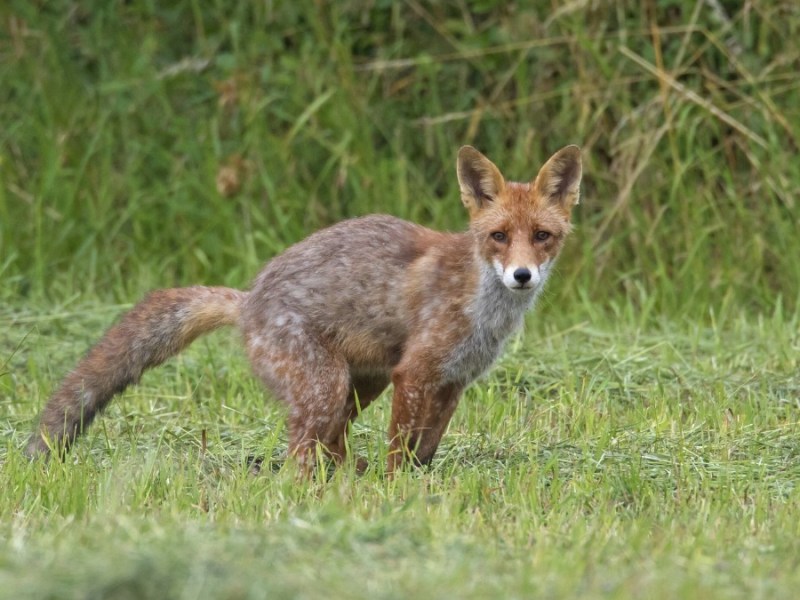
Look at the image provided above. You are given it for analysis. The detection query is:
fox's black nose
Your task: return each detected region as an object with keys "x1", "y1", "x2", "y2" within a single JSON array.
[{"x1": 513, "y1": 268, "x2": 532, "y2": 284}]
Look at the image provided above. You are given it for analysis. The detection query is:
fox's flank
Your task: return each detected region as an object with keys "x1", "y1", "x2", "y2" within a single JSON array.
[{"x1": 27, "y1": 146, "x2": 582, "y2": 474}]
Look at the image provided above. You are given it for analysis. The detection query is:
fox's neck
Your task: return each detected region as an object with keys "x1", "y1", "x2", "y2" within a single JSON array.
[
  {"x1": 467, "y1": 252, "x2": 538, "y2": 337},
  {"x1": 438, "y1": 250, "x2": 538, "y2": 385}
]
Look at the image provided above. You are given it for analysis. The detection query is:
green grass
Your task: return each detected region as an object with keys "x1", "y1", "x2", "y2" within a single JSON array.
[
  {"x1": 2, "y1": 1, "x2": 800, "y2": 598},
  {"x1": 1, "y1": 0, "x2": 798, "y2": 314},
  {"x1": 2, "y1": 305, "x2": 799, "y2": 598}
]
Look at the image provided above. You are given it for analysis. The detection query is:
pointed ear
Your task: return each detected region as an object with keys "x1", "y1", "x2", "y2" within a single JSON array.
[
  {"x1": 457, "y1": 146, "x2": 505, "y2": 214},
  {"x1": 533, "y1": 145, "x2": 582, "y2": 210}
]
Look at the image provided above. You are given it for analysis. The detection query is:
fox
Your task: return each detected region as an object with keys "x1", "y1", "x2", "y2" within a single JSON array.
[{"x1": 26, "y1": 145, "x2": 582, "y2": 474}]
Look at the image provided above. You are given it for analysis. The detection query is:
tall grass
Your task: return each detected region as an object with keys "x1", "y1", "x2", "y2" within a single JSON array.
[{"x1": 1, "y1": 1, "x2": 798, "y2": 320}]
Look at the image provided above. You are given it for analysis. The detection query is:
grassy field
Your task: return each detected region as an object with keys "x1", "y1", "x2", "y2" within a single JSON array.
[{"x1": 2, "y1": 1, "x2": 799, "y2": 598}]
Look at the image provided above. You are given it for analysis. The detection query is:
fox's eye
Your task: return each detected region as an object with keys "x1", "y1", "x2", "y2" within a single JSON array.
[
  {"x1": 534, "y1": 231, "x2": 551, "y2": 242},
  {"x1": 491, "y1": 231, "x2": 507, "y2": 242}
]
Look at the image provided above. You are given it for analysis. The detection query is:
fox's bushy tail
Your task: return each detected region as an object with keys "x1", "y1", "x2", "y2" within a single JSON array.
[{"x1": 26, "y1": 286, "x2": 247, "y2": 458}]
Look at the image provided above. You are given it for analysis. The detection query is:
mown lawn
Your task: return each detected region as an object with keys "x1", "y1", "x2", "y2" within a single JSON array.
[{"x1": 2, "y1": 303, "x2": 799, "y2": 599}]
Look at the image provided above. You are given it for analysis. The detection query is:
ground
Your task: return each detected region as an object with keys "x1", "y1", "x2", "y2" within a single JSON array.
[{"x1": 2, "y1": 302, "x2": 798, "y2": 599}]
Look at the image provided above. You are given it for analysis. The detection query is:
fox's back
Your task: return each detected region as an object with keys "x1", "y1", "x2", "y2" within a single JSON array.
[{"x1": 242, "y1": 215, "x2": 443, "y2": 370}]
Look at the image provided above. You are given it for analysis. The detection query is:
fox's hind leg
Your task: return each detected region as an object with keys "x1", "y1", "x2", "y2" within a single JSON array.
[
  {"x1": 327, "y1": 374, "x2": 389, "y2": 473},
  {"x1": 245, "y1": 328, "x2": 352, "y2": 474}
]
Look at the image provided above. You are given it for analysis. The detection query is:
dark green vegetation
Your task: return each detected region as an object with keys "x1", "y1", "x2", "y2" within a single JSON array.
[{"x1": 1, "y1": 2, "x2": 798, "y2": 598}]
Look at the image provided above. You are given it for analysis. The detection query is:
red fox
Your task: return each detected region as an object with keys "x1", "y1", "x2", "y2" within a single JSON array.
[{"x1": 26, "y1": 145, "x2": 582, "y2": 474}]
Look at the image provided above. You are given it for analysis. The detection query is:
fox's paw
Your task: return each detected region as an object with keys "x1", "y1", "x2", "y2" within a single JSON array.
[{"x1": 354, "y1": 455, "x2": 369, "y2": 475}]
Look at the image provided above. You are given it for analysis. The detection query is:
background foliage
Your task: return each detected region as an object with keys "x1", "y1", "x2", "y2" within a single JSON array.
[{"x1": 1, "y1": 0, "x2": 798, "y2": 320}]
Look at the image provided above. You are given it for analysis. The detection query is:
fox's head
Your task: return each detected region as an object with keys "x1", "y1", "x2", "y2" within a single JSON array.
[{"x1": 457, "y1": 145, "x2": 582, "y2": 294}]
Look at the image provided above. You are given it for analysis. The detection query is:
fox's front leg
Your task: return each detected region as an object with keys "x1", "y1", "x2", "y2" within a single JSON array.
[
  {"x1": 413, "y1": 382, "x2": 462, "y2": 466},
  {"x1": 387, "y1": 367, "x2": 462, "y2": 474}
]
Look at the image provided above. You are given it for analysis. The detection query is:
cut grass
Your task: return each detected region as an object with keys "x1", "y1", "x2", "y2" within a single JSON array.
[{"x1": 2, "y1": 302, "x2": 799, "y2": 599}]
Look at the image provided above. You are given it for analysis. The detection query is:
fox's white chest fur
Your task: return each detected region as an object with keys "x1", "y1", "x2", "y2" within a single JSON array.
[{"x1": 442, "y1": 263, "x2": 542, "y2": 384}]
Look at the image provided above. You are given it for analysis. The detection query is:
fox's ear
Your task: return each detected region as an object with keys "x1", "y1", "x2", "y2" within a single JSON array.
[
  {"x1": 533, "y1": 145, "x2": 582, "y2": 210},
  {"x1": 457, "y1": 146, "x2": 505, "y2": 214}
]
